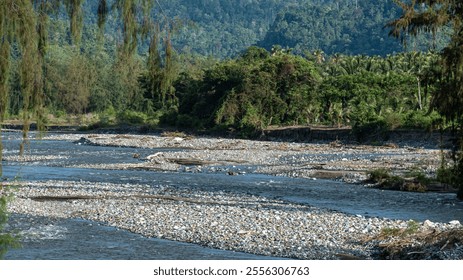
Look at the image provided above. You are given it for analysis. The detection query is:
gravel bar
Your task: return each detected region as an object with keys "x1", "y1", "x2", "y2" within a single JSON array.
[{"x1": 3, "y1": 132, "x2": 463, "y2": 259}]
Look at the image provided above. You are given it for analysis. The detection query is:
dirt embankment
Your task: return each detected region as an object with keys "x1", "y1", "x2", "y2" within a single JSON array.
[{"x1": 262, "y1": 126, "x2": 453, "y2": 148}]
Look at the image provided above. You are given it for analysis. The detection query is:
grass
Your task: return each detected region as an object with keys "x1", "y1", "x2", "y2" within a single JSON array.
[{"x1": 380, "y1": 220, "x2": 421, "y2": 237}]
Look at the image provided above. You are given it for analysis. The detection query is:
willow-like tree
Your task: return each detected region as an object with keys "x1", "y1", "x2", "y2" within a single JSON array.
[
  {"x1": 1, "y1": 0, "x2": 157, "y2": 152},
  {"x1": 146, "y1": 19, "x2": 182, "y2": 110},
  {"x1": 0, "y1": 0, "x2": 44, "y2": 259},
  {"x1": 0, "y1": 0, "x2": 158, "y2": 258},
  {"x1": 387, "y1": 0, "x2": 463, "y2": 199},
  {"x1": 1, "y1": 0, "x2": 45, "y2": 160}
]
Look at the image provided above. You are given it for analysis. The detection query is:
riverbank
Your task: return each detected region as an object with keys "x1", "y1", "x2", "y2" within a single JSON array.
[
  {"x1": 6, "y1": 178, "x2": 463, "y2": 260},
  {"x1": 3, "y1": 131, "x2": 463, "y2": 259},
  {"x1": 51, "y1": 132, "x2": 446, "y2": 186}
]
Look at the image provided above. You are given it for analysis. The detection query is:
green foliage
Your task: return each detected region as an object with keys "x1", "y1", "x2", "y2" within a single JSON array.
[
  {"x1": 72, "y1": 0, "x2": 443, "y2": 59},
  {"x1": 157, "y1": 0, "x2": 301, "y2": 58},
  {"x1": 116, "y1": 110, "x2": 147, "y2": 125},
  {"x1": 389, "y1": 0, "x2": 463, "y2": 199},
  {"x1": 179, "y1": 47, "x2": 321, "y2": 132},
  {"x1": 403, "y1": 110, "x2": 443, "y2": 131},
  {"x1": 368, "y1": 168, "x2": 392, "y2": 183},
  {"x1": 368, "y1": 168, "x2": 405, "y2": 190},
  {"x1": 0, "y1": 185, "x2": 20, "y2": 259},
  {"x1": 174, "y1": 114, "x2": 202, "y2": 129},
  {"x1": 367, "y1": 168, "x2": 428, "y2": 193},
  {"x1": 85, "y1": 106, "x2": 117, "y2": 129},
  {"x1": 381, "y1": 220, "x2": 421, "y2": 237},
  {"x1": 1, "y1": 0, "x2": 449, "y2": 138},
  {"x1": 259, "y1": 0, "x2": 446, "y2": 56}
]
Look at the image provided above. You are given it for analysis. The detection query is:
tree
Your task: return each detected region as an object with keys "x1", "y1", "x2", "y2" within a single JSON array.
[
  {"x1": 0, "y1": 0, "x2": 157, "y2": 258},
  {"x1": 388, "y1": 0, "x2": 463, "y2": 199},
  {"x1": 0, "y1": 184, "x2": 20, "y2": 259}
]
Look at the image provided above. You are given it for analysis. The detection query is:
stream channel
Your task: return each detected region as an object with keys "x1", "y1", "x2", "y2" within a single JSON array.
[{"x1": 2, "y1": 131, "x2": 463, "y2": 259}]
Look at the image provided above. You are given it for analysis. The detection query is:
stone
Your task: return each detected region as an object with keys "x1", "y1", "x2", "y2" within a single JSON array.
[{"x1": 423, "y1": 220, "x2": 436, "y2": 228}]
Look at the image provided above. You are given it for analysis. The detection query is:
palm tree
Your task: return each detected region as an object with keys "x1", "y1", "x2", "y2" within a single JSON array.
[
  {"x1": 325, "y1": 53, "x2": 346, "y2": 76},
  {"x1": 387, "y1": 0, "x2": 463, "y2": 118},
  {"x1": 388, "y1": 0, "x2": 463, "y2": 199},
  {"x1": 399, "y1": 51, "x2": 430, "y2": 110},
  {"x1": 313, "y1": 49, "x2": 326, "y2": 65},
  {"x1": 340, "y1": 55, "x2": 363, "y2": 75}
]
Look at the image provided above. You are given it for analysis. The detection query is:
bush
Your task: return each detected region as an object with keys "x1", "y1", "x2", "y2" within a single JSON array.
[
  {"x1": 116, "y1": 110, "x2": 147, "y2": 125},
  {"x1": 352, "y1": 119, "x2": 390, "y2": 142},
  {"x1": 383, "y1": 112, "x2": 403, "y2": 130},
  {"x1": 368, "y1": 168, "x2": 392, "y2": 182},
  {"x1": 175, "y1": 114, "x2": 202, "y2": 129},
  {"x1": 0, "y1": 186, "x2": 20, "y2": 259},
  {"x1": 403, "y1": 110, "x2": 443, "y2": 130},
  {"x1": 367, "y1": 168, "x2": 428, "y2": 192},
  {"x1": 159, "y1": 109, "x2": 179, "y2": 127}
]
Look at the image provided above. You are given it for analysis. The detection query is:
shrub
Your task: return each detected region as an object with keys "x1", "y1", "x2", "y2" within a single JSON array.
[
  {"x1": 0, "y1": 186, "x2": 20, "y2": 259},
  {"x1": 352, "y1": 119, "x2": 390, "y2": 142},
  {"x1": 367, "y1": 168, "x2": 428, "y2": 192},
  {"x1": 116, "y1": 110, "x2": 147, "y2": 125},
  {"x1": 175, "y1": 114, "x2": 202, "y2": 129},
  {"x1": 383, "y1": 112, "x2": 403, "y2": 130},
  {"x1": 381, "y1": 220, "x2": 421, "y2": 237},
  {"x1": 159, "y1": 109, "x2": 179, "y2": 127},
  {"x1": 403, "y1": 110, "x2": 443, "y2": 131},
  {"x1": 368, "y1": 168, "x2": 392, "y2": 182}
]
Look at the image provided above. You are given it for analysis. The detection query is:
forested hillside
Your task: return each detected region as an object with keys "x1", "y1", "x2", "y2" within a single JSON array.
[
  {"x1": 259, "y1": 0, "x2": 448, "y2": 56},
  {"x1": 156, "y1": 0, "x2": 300, "y2": 57},
  {"x1": 2, "y1": 0, "x2": 446, "y2": 125},
  {"x1": 78, "y1": 0, "x2": 302, "y2": 58},
  {"x1": 77, "y1": 0, "x2": 442, "y2": 58}
]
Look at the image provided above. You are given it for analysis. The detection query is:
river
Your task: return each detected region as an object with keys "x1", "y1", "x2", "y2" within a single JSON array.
[{"x1": 2, "y1": 131, "x2": 463, "y2": 259}]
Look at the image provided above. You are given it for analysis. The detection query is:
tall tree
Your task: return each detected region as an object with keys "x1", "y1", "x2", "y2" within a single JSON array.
[
  {"x1": 0, "y1": 0, "x2": 45, "y2": 156},
  {"x1": 147, "y1": 24, "x2": 163, "y2": 105},
  {"x1": 0, "y1": 0, "x2": 48, "y2": 259},
  {"x1": 0, "y1": 1, "x2": 158, "y2": 257},
  {"x1": 387, "y1": 0, "x2": 463, "y2": 123}
]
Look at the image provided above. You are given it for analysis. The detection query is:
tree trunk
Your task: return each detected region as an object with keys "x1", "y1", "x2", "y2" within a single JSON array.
[{"x1": 417, "y1": 77, "x2": 423, "y2": 110}]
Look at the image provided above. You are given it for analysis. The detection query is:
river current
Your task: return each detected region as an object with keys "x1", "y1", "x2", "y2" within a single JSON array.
[{"x1": 2, "y1": 131, "x2": 463, "y2": 259}]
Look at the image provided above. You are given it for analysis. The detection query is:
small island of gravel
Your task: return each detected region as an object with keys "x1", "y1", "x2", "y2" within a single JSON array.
[{"x1": 3, "y1": 130, "x2": 463, "y2": 259}]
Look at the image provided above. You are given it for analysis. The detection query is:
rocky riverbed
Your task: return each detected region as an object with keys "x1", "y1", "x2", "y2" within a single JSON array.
[
  {"x1": 53, "y1": 132, "x2": 444, "y2": 182},
  {"x1": 3, "y1": 131, "x2": 463, "y2": 259}
]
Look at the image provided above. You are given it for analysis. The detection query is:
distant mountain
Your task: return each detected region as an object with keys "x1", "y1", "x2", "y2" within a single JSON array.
[
  {"x1": 152, "y1": 0, "x2": 301, "y2": 58},
  {"x1": 258, "y1": 0, "x2": 445, "y2": 56},
  {"x1": 77, "y1": 0, "x2": 444, "y2": 58}
]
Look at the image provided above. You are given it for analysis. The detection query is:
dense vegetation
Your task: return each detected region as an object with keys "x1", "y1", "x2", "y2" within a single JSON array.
[
  {"x1": 387, "y1": 0, "x2": 463, "y2": 199},
  {"x1": 0, "y1": 1, "x2": 455, "y2": 147},
  {"x1": 79, "y1": 0, "x2": 446, "y2": 58},
  {"x1": 259, "y1": 0, "x2": 449, "y2": 56},
  {"x1": 1, "y1": 0, "x2": 463, "y2": 258},
  {"x1": 4, "y1": 39, "x2": 444, "y2": 136},
  {"x1": 79, "y1": 0, "x2": 303, "y2": 58},
  {"x1": 167, "y1": 48, "x2": 442, "y2": 138}
]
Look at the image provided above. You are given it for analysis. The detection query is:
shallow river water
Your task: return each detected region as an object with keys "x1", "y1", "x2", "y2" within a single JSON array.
[{"x1": 2, "y1": 131, "x2": 463, "y2": 259}]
